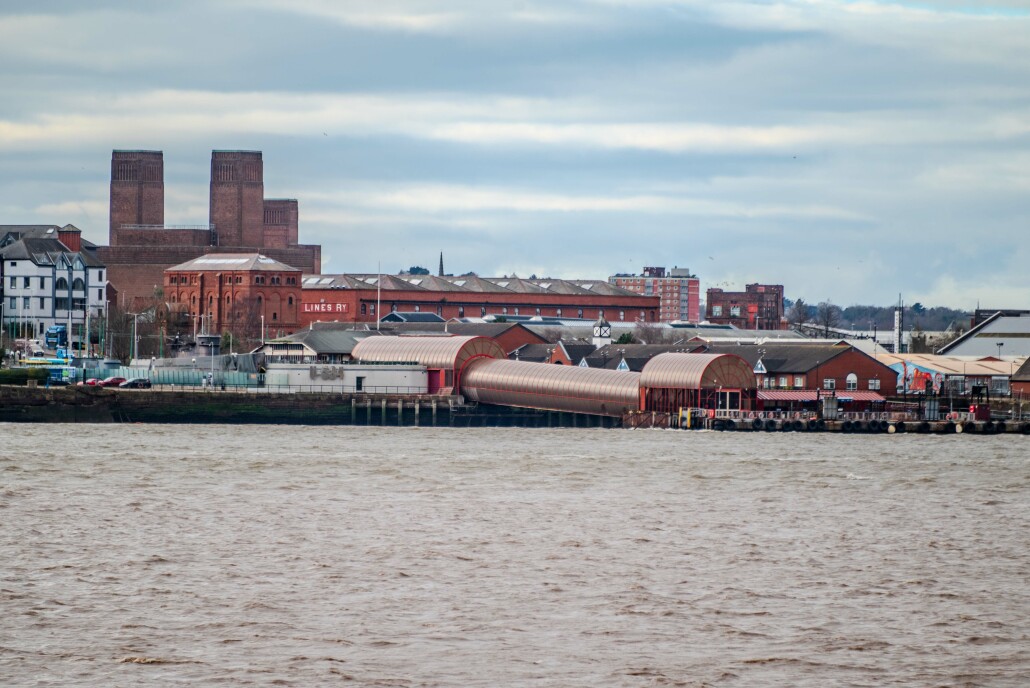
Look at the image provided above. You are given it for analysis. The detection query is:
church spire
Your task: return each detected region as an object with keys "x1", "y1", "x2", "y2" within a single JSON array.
[{"x1": 438, "y1": 252, "x2": 444, "y2": 277}]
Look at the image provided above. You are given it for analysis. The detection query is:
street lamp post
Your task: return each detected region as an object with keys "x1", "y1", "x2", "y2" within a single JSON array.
[{"x1": 997, "y1": 342, "x2": 1004, "y2": 359}]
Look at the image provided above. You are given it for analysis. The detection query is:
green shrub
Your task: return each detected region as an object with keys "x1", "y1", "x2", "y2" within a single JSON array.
[{"x1": 0, "y1": 368, "x2": 49, "y2": 385}]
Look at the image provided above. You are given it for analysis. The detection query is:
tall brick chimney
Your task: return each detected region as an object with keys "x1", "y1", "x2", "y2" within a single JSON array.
[
  {"x1": 58, "y1": 224, "x2": 82, "y2": 252},
  {"x1": 109, "y1": 150, "x2": 164, "y2": 245},
  {"x1": 209, "y1": 150, "x2": 264, "y2": 248}
]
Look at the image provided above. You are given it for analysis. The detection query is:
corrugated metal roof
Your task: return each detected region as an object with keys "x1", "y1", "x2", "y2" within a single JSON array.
[
  {"x1": 351, "y1": 335, "x2": 505, "y2": 370},
  {"x1": 462, "y1": 358, "x2": 641, "y2": 417},
  {"x1": 758, "y1": 390, "x2": 886, "y2": 402},
  {"x1": 640, "y1": 353, "x2": 756, "y2": 390},
  {"x1": 876, "y1": 353, "x2": 1027, "y2": 377}
]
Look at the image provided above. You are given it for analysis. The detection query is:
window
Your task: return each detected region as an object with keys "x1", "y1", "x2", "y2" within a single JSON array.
[
  {"x1": 794, "y1": 376, "x2": 804, "y2": 388},
  {"x1": 361, "y1": 303, "x2": 367, "y2": 315},
  {"x1": 8, "y1": 277, "x2": 14, "y2": 289},
  {"x1": 272, "y1": 312, "x2": 278, "y2": 321},
  {"x1": 730, "y1": 305, "x2": 741, "y2": 317},
  {"x1": 712, "y1": 305, "x2": 723, "y2": 316},
  {"x1": 97, "y1": 289, "x2": 102, "y2": 300},
  {"x1": 98, "y1": 270, "x2": 103, "y2": 281},
  {"x1": 619, "y1": 310, "x2": 625, "y2": 321},
  {"x1": 39, "y1": 277, "x2": 46, "y2": 289},
  {"x1": 56, "y1": 297, "x2": 68, "y2": 310},
  {"x1": 23, "y1": 297, "x2": 30, "y2": 309},
  {"x1": 480, "y1": 307, "x2": 486, "y2": 316},
  {"x1": 536, "y1": 308, "x2": 541, "y2": 316},
  {"x1": 514, "y1": 307, "x2": 520, "y2": 316},
  {"x1": 38, "y1": 297, "x2": 44, "y2": 309},
  {"x1": 869, "y1": 378, "x2": 881, "y2": 390},
  {"x1": 778, "y1": 376, "x2": 787, "y2": 388},
  {"x1": 226, "y1": 295, "x2": 231, "y2": 304},
  {"x1": 287, "y1": 296, "x2": 293, "y2": 306},
  {"x1": 502, "y1": 307, "x2": 508, "y2": 315},
  {"x1": 414, "y1": 305, "x2": 421, "y2": 312},
  {"x1": 823, "y1": 378, "x2": 835, "y2": 390},
  {"x1": 72, "y1": 277, "x2": 84, "y2": 290},
  {"x1": 458, "y1": 306, "x2": 464, "y2": 317},
  {"x1": 23, "y1": 277, "x2": 30, "y2": 289},
  {"x1": 556, "y1": 309, "x2": 562, "y2": 317},
  {"x1": 56, "y1": 277, "x2": 68, "y2": 290},
  {"x1": 846, "y1": 373, "x2": 858, "y2": 391},
  {"x1": 208, "y1": 295, "x2": 213, "y2": 306},
  {"x1": 369, "y1": 304, "x2": 375, "y2": 315},
  {"x1": 8, "y1": 297, "x2": 15, "y2": 309},
  {"x1": 577, "y1": 309, "x2": 583, "y2": 318}
]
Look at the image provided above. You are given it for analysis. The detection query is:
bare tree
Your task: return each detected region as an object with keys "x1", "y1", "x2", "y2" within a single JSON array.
[
  {"x1": 815, "y1": 301, "x2": 842, "y2": 338},
  {"x1": 787, "y1": 298, "x2": 810, "y2": 328},
  {"x1": 633, "y1": 321, "x2": 676, "y2": 345}
]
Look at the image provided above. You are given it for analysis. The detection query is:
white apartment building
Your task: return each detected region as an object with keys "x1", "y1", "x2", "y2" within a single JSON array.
[{"x1": 1, "y1": 225, "x2": 107, "y2": 350}]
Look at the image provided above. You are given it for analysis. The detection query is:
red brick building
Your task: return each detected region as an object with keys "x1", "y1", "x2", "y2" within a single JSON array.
[
  {"x1": 300, "y1": 274, "x2": 659, "y2": 327},
  {"x1": 706, "y1": 283, "x2": 785, "y2": 330},
  {"x1": 699, "y1": 342, "x2": 895, "y2": 392},
  {"x1": 99, "y1": 150, "x2": 321, "y2": 310},
  {"x1": 609, "y1": 266, "x2": 701, "y2": 323},
  {"x1": 164, "y1": 253, "x2": 302, "y2": 339}
]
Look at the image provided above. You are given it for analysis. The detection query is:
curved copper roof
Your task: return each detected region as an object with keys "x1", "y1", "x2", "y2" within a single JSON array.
[
  {"x1": 640, "y1": 353, "x2": 756, "y2": 390},
  {"x1": 462, "y1": 358, "x2": 641, "y2": 417},
  {"x1": 351, "y1": 335, "x2": 505, "y2": 370}
]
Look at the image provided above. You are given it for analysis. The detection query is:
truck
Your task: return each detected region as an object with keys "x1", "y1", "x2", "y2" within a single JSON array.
[{"x1": 44, "y1": 325, "x2": 67, "y2": 349}]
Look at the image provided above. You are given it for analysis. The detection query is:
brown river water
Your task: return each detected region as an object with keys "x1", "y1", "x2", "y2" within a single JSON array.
[{"x1": 1, "y1": 424, "x2": 1027, "y2": 687}]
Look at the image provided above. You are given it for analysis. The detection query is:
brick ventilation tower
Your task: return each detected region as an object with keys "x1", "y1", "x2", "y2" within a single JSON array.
[
  {"x1": 209, "y1": 151, "x2": 265, "y2": 248},
  {"x1": 109, "y1": 150, "x2": 164, "y2": 246},
  {"x1": 98, "y1": 149, "x2": 321, "y2": 312}
]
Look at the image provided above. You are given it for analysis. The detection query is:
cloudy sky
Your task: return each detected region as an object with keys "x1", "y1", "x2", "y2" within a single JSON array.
[{"x1": 1, "y1": 0, "x2": 1028, "y2": 308}]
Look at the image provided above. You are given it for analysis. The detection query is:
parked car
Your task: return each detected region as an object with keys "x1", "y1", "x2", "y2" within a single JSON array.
[
  {"x1": 119, "y1": 378, "x2": 152, "y2": 389},
  {"x1": 99, "y1": 376, "x2": 127, "y2": 388},
  {"x1": 78, "y1": 378, "x2": 102, "y2": 386}
]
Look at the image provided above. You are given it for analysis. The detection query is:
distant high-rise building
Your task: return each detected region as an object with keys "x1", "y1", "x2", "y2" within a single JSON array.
[{"x1": 608, "y1": 266, "x2": 700, "y2": 322}]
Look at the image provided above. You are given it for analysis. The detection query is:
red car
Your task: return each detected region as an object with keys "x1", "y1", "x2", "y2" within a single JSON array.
[
  {"x1": 99, "y1": 376, "x2": 127, "y2": 387},
  {"x1": 78, "y1": 378, "x2": 101, "y2": 386}
]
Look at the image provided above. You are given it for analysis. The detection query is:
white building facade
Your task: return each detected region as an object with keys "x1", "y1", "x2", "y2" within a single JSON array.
[{"x1": 1, "y1": 226, "x2": 107, "y2": 351}]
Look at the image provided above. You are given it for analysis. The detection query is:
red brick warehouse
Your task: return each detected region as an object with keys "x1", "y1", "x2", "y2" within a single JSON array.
[
  {"x1": 164, "y1": 254, "x2": 302, "y2": 340},
  {"x1": 300, "y1": 274, "x2": 660, "y2": 327}
]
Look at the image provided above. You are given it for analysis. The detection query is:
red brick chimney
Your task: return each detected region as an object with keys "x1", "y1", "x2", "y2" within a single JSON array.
[{"x1": 58, "y1": 224, "x2": 82, "y2": 252}]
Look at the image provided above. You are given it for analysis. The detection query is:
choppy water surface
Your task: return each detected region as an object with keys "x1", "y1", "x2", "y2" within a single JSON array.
[{"x1": 1, "y1": 425, "x2": 1027, "y2": 687}]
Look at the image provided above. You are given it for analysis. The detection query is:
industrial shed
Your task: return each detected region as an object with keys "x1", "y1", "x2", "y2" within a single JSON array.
[
  {"x1": 351, "y1": 335, "x2": 505, "y2": 393},
  {"x1": 462, "y1": 358, "x2": 641, "y2": 417},
  {"x1": 639, "y1": 353, "x2": 757, "y2": 414}
]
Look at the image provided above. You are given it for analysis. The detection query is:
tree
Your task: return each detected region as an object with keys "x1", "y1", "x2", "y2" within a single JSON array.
[
  {"x1": 633, "y1": 321, "x2": 676, "y2": 345},
  {"x1": 404, "y1": 266, "x2": 430, "y2": 275},
  {"x1": 815, "y1": 301, "x2": 842, "y2": 337},
  {"x1": 615, "y1": 332, "x2": 636, "y2": 345},
  {"x1": 787, "y1": 299, "x2": 810, "y2": 328}
]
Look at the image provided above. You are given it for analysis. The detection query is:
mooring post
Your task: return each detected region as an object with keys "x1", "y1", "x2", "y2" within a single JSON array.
[
  {"x1": 414, "y1": 400, "x2": 420, "y2": 427},
  {"x1": 366, "y1": 398, "x2": 372, "y2": 425},
  {"x1": 398, "y1": 399, "x2": 404, "y2": 426},
  {"x1": 431, "y1": 399, "x2": 437, "y2": 427},
  {"x1": 350, "y1": 397, "x2": 356, "y2": 425},
  {"x1": 381, "y1": 398, "x2": 388, "y2": 425}
]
